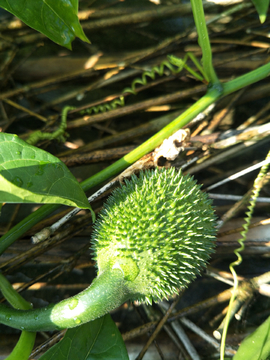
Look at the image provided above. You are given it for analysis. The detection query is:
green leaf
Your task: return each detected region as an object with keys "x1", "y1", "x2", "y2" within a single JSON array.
[
  {"x1": 233, "y1": 315, "x2": 270, "y2": 360},
  {"x1": 251, "y1": 0, "x2": 270, "y2": 23},
  {"x1": 0, "y1": 133, "x2": 90, "y2": 210},
  {"x1": 0, "y1": 0, "x2": 90, "y2": 49},
  {"x1": 39, "y1": 314, "x2": 129, "y2": 360}
]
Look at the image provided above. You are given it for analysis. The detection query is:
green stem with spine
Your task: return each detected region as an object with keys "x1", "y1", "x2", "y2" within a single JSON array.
[{"x1": 0, "y1": 269, "x2": 128, "y2": 331}]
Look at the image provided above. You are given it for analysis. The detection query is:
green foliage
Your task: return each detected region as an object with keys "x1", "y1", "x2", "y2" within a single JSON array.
[
  {"x1": 39, "y1": 314, "x2": 129, "y2": 360},
  {"x1": 0, "y1": 1, "x2": 269, "y2": 359},
  {"x1": 0, "y1": 133, "x2": 91, "y2": 210},
  {"x1": 0, "y1": 0, "x2": 89, "y2": 49},
  {"x1": 233, "y1": 315, "x2": 270, "y2": 360},
  {"x1": 251, "y1": 0, "x2": 270, "y2": 23}
]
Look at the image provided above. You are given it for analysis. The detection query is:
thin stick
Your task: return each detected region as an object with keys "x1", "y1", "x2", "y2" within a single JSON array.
[
  {"x1": 31, "y1": 179, "x2": 117, "y2": 244},
  {"x1": 206, "y1": 158, "x2": 270, "y2": 191},
  {"x1": 135, "y1": 297, "x2": 179, "y2": 360}
]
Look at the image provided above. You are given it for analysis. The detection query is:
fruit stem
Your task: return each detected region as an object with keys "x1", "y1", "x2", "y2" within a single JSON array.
[{"x1": 0, "y1": 269, "x2": 128, "y2": 331}]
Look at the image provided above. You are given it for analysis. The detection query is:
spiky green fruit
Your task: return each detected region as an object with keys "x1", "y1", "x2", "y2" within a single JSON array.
[
  {"x1": 91, "y1": 167, "x2": 216, "y2": 304},
  {"x1": 0, "y1": 167, "x2": 217, "y2": 332}
]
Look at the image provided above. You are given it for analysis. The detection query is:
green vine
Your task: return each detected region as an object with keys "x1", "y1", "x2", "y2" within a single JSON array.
[{"x1": 220, "y1": 150, "x2": 270, "y2": 360}]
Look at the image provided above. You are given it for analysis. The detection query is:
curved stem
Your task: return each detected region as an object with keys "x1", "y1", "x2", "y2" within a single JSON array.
[
  {"x1": 0, "y1": 273, "x2": 36, "y2": 360},
  {"x1": 0, "y1": 273, "x2": 31, "y2": 310},
  {"x1": 0, "y1": 269, "x2": 128, "y2": 331},
  {"x1": 6, "y1": 331, "x2": 36, "y2": 360}
]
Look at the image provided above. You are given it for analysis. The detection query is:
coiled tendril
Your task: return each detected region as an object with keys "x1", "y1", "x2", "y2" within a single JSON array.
[
  {"x1": 220, "y1": 150, "x2": 270, "y2": 360},
  {"x1": 80, "y1": 52, "x2": 208, "y2": 116}
]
